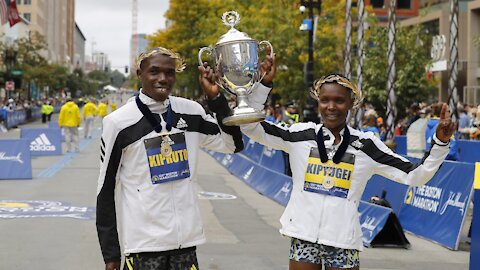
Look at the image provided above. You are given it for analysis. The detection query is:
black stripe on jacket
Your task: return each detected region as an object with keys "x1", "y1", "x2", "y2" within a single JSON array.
[
  {"x1": 259, "y1": 121, "x2": 317, "y2": 142},
  {"x1": 351, "y1": 135, "x2": 437, "y2": 174}
]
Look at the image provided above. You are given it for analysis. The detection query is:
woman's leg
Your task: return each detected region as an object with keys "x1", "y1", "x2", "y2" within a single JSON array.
[{"x1": 289, "y1": 260, "x2": 322, "y2": 270}]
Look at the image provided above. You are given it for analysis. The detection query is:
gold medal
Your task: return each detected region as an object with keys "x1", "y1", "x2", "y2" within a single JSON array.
[
  {"x1": 160, "y1": 135, "x2": 173, "y2": 157},
  {"x1": 322, "y1": 176, "x2": 335, "y2": 190}
]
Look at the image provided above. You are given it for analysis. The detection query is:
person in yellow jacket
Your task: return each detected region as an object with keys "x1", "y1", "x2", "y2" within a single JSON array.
[
  {"x1": 58, "y1": 99, "x2": 81, "y2": 152},
  {"x1": 46, "y1": 102, "x2": 54, "y2": 122},
  {"x1": 82, "y1": 100, "x2": 97, "y2": 139},
  {"x1": 96, "y1": 101, "x2": 108, "y2": 119},
  {"x1": 110, "y1": 101, "x2": 117, "y2": 112},
  {"x1": 41, "y1": 101, "x2": 49, "y2": 123}
]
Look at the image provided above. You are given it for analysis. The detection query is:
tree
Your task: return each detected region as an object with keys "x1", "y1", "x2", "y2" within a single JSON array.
[
  {"x1": 148, "y1": 0, "x2": 346, "y2": 107},
  {"x1": 362, "y1": 24, "x2": 437, "y2": 119}
]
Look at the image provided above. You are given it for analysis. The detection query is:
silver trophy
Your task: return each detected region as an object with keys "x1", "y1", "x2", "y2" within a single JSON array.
[{"x1": 198, "y1": 11, "x2": 274, "y2": 126}]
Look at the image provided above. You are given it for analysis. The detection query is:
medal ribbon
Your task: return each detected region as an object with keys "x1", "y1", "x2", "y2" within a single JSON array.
[
  {"x1": 135, "y1": 93, "x2": 173, "y2": 133},
  {"x1": 316, "y1": 126, "x2": 350, "y2": 164}
]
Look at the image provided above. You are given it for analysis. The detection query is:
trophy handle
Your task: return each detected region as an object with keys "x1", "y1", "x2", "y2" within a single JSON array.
[
  {"x1": 198, "y1": 46, "x2": 214, "y2": 66},
  {"x1": 258, "y1": 41, "x2": 274, "y2": 81}
]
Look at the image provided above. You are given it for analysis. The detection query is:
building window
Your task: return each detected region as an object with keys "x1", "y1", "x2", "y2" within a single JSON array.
[
  {"x1": 371, "y1": 0, "x2": 385, "y2": 9},
  {"x1": 397, "y1": 0, "x2": 411, "y2": 9},
  {"x1": 23, "y1": 12, "x2": 31, "y2": 22},
  {"x1": 24, "y1": 0, "x2": 31, "y2": 4},
  {"x1": 16, "y1": 0, "x2": 21, "y2": 4}
]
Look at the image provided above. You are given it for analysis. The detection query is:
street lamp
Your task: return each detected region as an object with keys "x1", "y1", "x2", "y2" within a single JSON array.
[{"x1": 300, "y1": 0, "x2": 321, "y2": 87}]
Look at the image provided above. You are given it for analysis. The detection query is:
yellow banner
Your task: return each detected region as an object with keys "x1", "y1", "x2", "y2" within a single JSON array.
[
  {"x1": 305, "y1": 158, "x2": 354, "y2": 189},
  {"x1": 475, "y1": 162, "x2": 480, "y2": 190}
]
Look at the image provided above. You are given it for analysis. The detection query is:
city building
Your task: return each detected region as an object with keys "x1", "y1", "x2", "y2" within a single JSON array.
[
  {"x1": 74, "y1": 23, "x2": 86, "y2": 70},
  {"x1": 130, "y1": 33, "x2": 149, "y2": 75},
  {"x1": 400, "y1": 0, "x2": 480, "y2": 105},
  {"x1": 15, "y1": 0, "x2": 76, "y2": 68}
]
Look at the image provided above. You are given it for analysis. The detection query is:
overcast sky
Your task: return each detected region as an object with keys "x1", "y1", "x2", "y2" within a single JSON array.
[{"x1": 75, "y1": 0, "x2": 169, "y2": 73}]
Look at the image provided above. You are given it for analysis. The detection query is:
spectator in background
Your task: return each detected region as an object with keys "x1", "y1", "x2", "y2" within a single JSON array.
[
  {"x1": 41, "y1": 100, "x2": 49, "y2": 123},
  {"x1": 458, "y1": 104, "x2": 472, "y2": 139},
  {"x1": 96, "y1": 101, "x2": 108, "y2": 120},
  {"x1": 110, "y1": 101, "x2": 117, "y2": 112},
  {"x1": 426, "y1": 102, "x2": 459, "y2": 160},
  {"x1": 46, "y1": 101, "x2": 54, "y2": 122},
  {"x1": 362, "y1": 114, "x2": 381, "y2": 139},
  {"x1": 82, "y1": 100, "x2": 97, "y2": 139},
  {"x1": 58, "y1": 99, "x2": 81, "y2": 152},
  {"x1": 282, "y1": 102, "x2": 299, "y2": 125},
  {"x1": 406, "y1": 103, "x2": 421, "y2": 128}
]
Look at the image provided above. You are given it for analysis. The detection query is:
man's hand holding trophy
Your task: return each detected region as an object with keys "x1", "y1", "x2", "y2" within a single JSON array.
[{"x1": 198, "y1": 11, "x2": 276, "y2": 126}]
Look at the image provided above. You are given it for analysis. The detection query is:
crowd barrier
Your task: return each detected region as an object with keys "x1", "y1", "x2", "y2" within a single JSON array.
[
  {"x1": 206, "y1": 135, "x2": 475, "y2": 250},
  {"x1": 0, "y1": 107, "x2": 42, "y2": 129},
  {"x1": 0, "y1": 139, "x2": 32, "y2": 179},
  {"x1": 20, "y1": 128, "x2": 63, "y2": 156},
  {"x1": 471, "y1": 163, "x2": 480, "y2": 270}
]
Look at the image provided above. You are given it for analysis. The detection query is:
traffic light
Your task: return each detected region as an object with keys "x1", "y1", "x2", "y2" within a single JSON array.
[{"x1": 125, "y1": 66, "x2": 129, "y2": 73}]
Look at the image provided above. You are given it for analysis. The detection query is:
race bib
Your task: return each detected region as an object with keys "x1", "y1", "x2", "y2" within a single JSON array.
[
  {"x1": 304, "y1": 148, "x2": 355, "y2": 198},
  {"x1": 144, "y1": 132, "x2": 190, "y2": 184}
]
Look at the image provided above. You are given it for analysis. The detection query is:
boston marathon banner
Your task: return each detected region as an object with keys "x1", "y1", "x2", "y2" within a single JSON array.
[
  {"x1": 0, "y1": 139, "x2": 32, "y2": 179},
  {"x1": 20, "y1": 128, "x2": 62, "y2": 156},
  {"x1": 399, "y1": 161, "x2": 474, "y2": 250}
]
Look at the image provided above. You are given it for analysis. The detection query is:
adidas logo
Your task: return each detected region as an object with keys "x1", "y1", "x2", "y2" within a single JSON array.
[
  {"x1": 30, "y1": 133, "x2": 56, "y2": 151},
  {"x1": 176, "y1": 118, "x2": 188, "y2": 129},
  {"x1": 351, "y1": 139, "x2": 364, "y2": 149}
]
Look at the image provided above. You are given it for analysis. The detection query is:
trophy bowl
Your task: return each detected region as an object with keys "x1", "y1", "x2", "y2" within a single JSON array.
[{"x1": 198, "y1": 11, "x2": 274, "y2": 126}]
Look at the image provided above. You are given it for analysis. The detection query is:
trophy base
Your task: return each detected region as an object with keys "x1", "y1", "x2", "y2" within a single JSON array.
[{"x1": 222, "y1": 111, "x2": 265, "y2": 126}]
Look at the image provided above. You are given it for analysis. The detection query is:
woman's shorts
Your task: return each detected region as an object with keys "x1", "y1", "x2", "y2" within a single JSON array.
[{"x1": 289, "y1": 238, "x2": 360, "y2": 268}]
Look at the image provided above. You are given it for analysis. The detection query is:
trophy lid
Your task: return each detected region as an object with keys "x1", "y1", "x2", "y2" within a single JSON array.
[{"x1": 216, "y1": 11, "x2": 254, "y2": 45}]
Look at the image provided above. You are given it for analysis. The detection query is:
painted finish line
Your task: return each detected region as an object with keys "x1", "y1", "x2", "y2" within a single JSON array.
[
  {"x1": 0, "y1": 200, "x2": 95, "y2": 220},
  {"x1": 0, "y1": 193, "x2": 235, "y2": 220}
]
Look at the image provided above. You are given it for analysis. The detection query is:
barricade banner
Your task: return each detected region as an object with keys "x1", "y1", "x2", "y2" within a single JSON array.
[
  {"x1": 242, "y1": 136, "x2": 263, "y2": 163},
  {"x1": 359, "y1": 201, "x2": 391, "y2": 246},
  {"x1": 361, "y1": 175, "x2": 409, "y2": 214},
  {"x1": 0, "y1": 139, "x2": 32, "y2": 179},
  {"x1": 398, "y1": 160, "x2": 474, "y2": 250},
  {"x1": 20, "y1": 128, "x2": 62, "y2": 156},
  {"x1": 458, "y1": 140, "x2": 480, "y2": 164},
  {"x1": 48, "y1": 122, "x2": 65, "y2": 141},
  {"x1": 470, "y1": 163, "x2": 480, "y2": 270},
  {"x1": 394, "y1": 136, "x2": 407, "y2": 155},
  {"x1": 259, "y1": 146, "x2": 285, "y2": 174}
]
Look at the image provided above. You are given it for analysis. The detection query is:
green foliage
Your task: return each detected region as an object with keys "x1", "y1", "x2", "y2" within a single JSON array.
[
  {"x1": 362, "y1": 24, "x2": 437, "y2": 119},
  {"x1": 148, "y1": 0, "x2": 345, "y2": 106}
]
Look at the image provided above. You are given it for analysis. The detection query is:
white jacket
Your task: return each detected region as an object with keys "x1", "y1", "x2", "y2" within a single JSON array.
[
  {"x1": 242, "y1": 84, "x2": 450, "y2": 250},
  {"x1": 96, "y1": 91, "x2": 243, "y2": 262}
]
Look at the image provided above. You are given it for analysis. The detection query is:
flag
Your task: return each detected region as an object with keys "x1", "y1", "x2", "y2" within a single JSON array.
[
  {"x1": 0, "y1": 0, "x2": 8, "y2": 25},
  {"x1": 7, "y1": 0, "x2": 22, "y2": 27}
]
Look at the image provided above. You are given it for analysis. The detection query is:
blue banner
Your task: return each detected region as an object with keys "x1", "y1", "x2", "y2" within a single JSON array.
[
  {"x1": 361, "y1": 175, "x2": 409, "y2": 215},
  {"x1": 358, "y1": 201, "x2": 392, "y2": 247},
  {"x1": 0, "y1": 139, "x2": 32, "y2": 179},
  {"x1": 259, "y1": 146, "x2": 285, "y2": 174},
  {"x1": 398, "y1": 160, "x2": 474, "y2": 250},
  {"x1": 20, "y1": 128, "x2": 62, "y2": 156},
  {"x1": 471, "y1": 163, "x2": 480, "y2": 270},
  {"x1": 242, "y1": 135, "x2": 263, "y2": 163},
  {"x1": 49, "y1": 122, "x2": 65, "y2": 141},
  {"x1": 458, "y1": 140, "x2": 480, "y2": 164}
]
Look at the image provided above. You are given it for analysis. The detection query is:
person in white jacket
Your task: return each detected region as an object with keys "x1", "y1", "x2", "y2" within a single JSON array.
[
  {"x1": 199, "y1": 56, "x2": 456, "y2": 270},
  {"x1": 96, "y1": 47, "x2": 244, "y2": 270}
]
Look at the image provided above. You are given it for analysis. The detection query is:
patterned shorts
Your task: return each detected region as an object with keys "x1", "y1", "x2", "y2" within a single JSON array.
[
  {"x1": 124, "y1": 247, "x2": 199, "y2": 270},
  {"x1": 289, "y1": 238, "x2": 360, "y2": 268}
]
